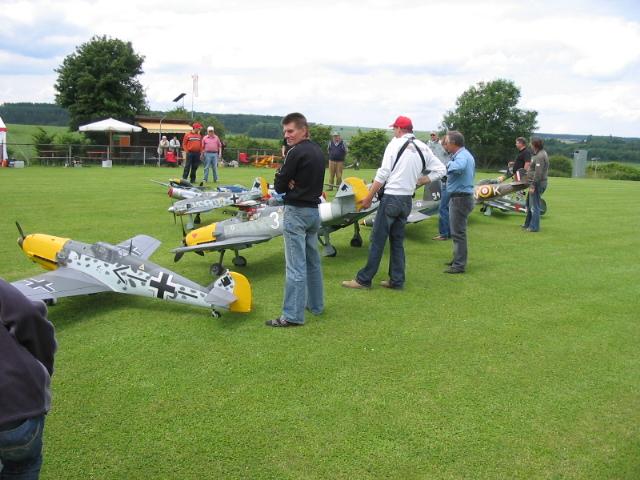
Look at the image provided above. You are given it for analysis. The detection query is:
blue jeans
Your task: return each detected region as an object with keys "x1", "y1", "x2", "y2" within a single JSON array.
[
  {"x1": 357, "y1": 194, "x2": 412, "y2": 288},
  {"x1": 438, "y1": 186, "x2": 450, "y2": 237},
  {"x1": 203, "y1": 152, "x2": 218, "y2": 182},
  {"x1": 449, "y1": 194, "x2": 475, "y2": 271},
  {"x1": 182, "y1": 152, "x2": 201, "y2": 183},
  {"x1": 0, "y1": 416, "x2": 45, "y2": 480},
  {"x1": 282, "y1": 205, "x2": 324, "y2": 324},
  {"x1": 524, "y1": 181, "x2": 547, "y2": 232}
]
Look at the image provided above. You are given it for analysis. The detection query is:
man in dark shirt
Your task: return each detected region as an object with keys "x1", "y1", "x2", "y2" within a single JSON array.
[
  {"x1": 327, "y1": 132, "x2": 348, "y2": 190},
  {"x1": 499, "y1": 137, "x2": 531, "y2": 182},
  {"x1": 266, "y1": 113, "x2": 325, "y2": 327},
  {"x1": 0, "y1": 278, "x2": 57, "y2": 478}
]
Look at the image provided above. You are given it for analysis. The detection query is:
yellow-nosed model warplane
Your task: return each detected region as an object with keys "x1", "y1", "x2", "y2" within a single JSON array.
[
  {"x1": 171, "y1": 177, "x2": 378, "y2": 276},
  {"x1": 11, "y1": 223, "x2": 251, "y2": 317}
]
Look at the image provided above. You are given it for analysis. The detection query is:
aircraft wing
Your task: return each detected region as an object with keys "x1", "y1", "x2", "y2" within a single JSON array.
[
  {"x1": 172, "y1": 234, "x2": 277, "y2": 255},
  {"x1": 11, "y1": 269, "x2": 110, "y2": 302},
  {"x1": 407, "y1": 211, "x2": 433, "y2": 223},
  {"x1": 115, "y1": 235, "x2": 162, "y2": 259}
]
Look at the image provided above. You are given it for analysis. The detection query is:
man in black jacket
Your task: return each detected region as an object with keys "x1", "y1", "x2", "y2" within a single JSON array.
[
  {"x1": 0, "y1": 278, "x2": 57, "y2": 478},
  {"x1": 266, "y1": 112, "x2": 325, "y2": 327}
]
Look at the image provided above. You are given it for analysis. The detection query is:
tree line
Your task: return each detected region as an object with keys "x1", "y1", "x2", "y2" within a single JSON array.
[{"x1": 0, "y1": 103, "x2": 69, "y2": 126}]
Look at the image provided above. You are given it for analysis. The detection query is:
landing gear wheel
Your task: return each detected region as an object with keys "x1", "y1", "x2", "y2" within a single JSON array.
[
  {"x1": 211, "y1": 309, "x2": 221, "y2": 318},
  {"x1": 44, "y1": 298, "x2": 57, "y2": 306},
  {"x1": 194, "y1": 214, "x2": 202, "y2": 224},
  {"x1": 232, "y1": 255, "x2": 247, "y2": 267},
  {"x1": 350, "y1": 237, "x2": 363, "y2": 247},
  {"x1": 540, "y1": 199, "x2": 548, "y2": 216},
  {"x1": 210, "y1": 263, "x2": 224, "y2": 277}
]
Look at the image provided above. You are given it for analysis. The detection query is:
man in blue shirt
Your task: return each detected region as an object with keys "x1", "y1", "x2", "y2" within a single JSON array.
[{"x1": 443, "y1": 131, "x2": 475, "y2": 273}]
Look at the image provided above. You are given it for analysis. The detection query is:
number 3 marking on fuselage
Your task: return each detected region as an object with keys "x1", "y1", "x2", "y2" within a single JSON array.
[{"x1": 270, "y1": 211, "x2": 280, "y2": 230}]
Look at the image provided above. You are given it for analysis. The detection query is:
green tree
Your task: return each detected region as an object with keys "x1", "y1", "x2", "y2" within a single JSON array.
[
  {"x1": 442, "y1": 79, "x2": 537, "y2": 169},
  {"x1": 348, "y1": 129, "x2": 389, "y2": 168},
  {"x1": 31, "y1": 127, "x2": 57, "y2": 156},
  {"x1": 309, "y1": 124, "x2": 333, "y2": 160},
  {"x1": 196, "y1": 114, "x2": 226, "y2": 139},
  {"x1": 247, "y1": 122, "x2": 281, "y2": 139},
  {"x1": 54, "y1": 36, "x2": 148, "y2": 130},
  {"x1": 548, "y1": 154, "x2": 572, "y2": 177},
  {"x1": 56, "y1": 131, "x2": 90, "y2": 147}
]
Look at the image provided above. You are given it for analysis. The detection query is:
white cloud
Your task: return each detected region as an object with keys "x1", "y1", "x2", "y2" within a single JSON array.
[{"x1": 1, "y1": 0, "x2": 639, "y2": 136}]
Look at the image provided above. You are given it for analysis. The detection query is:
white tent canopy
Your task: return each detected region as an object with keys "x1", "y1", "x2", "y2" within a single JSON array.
[
  {"x1": 0, "y1": 116, "x2": 7, "y2": 162},
  {"x1": 78, "y1": 117, "x2": 141, "y2": 160}
]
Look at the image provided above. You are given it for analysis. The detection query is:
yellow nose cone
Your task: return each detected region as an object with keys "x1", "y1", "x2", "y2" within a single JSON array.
[
  {"x1": 20, "y1": 234, "x2": 69, "y2": 270},
  {"x1": 185, "y1": 223, "x2": 217, "y2": 246}
]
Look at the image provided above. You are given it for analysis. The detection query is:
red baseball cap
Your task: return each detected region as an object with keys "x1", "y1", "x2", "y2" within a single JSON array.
[{"x1": 389, "y1": 115, "x2": 413, "y2": 130}]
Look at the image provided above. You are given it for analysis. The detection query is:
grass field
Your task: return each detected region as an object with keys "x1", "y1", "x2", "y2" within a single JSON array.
[{"x1": 1, "y1": 165, "x2": 639, "y2": 479}]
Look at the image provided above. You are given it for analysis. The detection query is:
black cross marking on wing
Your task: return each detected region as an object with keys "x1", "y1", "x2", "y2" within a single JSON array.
[
  {"x1": 25, "y1": 278, "x2": 55, "y2": 293},
  {"x1": 149, "y1": 272, "x2": 177, "y2": 299}
]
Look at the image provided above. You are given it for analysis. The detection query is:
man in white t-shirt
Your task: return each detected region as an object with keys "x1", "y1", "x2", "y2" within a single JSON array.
[{"x1": 342, "y1": 116, "x2": 446, "y2": 290}]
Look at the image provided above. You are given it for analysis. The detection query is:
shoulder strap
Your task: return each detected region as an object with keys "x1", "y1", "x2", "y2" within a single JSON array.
[{"x1": 391, "y1": 139, "x2": 426, "y2": 172}]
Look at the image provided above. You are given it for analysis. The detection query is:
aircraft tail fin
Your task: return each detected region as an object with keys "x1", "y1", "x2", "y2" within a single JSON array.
[
  {"x1": 251, "y1": 177, "x2": 269, "y2": 198},
  {"x1": 422, "y1": 179, "x2": 442, "y2": 201},
  {"x1": 205, "y1": 270, "x2": 252, "y2": 313},
  {"x1": 341, "y1": 177, "x2": 369, "y2": 210}
]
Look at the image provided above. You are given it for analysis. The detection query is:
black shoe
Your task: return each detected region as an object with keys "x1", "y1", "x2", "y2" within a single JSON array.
[
  {"x1": 265, "y1": 318, "x2": 301, "y2": 327},
  {"x1": 444, "y1": 267, "x2": 464, "y2": 274}
]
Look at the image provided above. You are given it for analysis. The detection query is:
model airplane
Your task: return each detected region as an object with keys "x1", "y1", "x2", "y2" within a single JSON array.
[
  {"x1": 317, "y1": 177, "x2": 379, "y2": 256},
  {"x1": 11, "y1": 223, "x2": 251, "y2": 317},
  {"x1": 168, "y1": 177, "x2": 269, "y2": 215},
  {"x1": 172, "y1": 177, "x2": 379, "y2": 275},
  {"x1": 474, "y1": 170, "x2": 546, "y2": 216}
]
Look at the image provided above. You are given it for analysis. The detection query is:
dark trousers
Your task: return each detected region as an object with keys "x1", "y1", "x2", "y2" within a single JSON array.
[
  {"x1": 357, "y1": 194, "x2": 412, "y2": 288},
  {"x1": 449, "y1": 194, "x2": 475, "y2": 271},
  {"x1": 0, "y1": 416, "x2": 45, "y2": 480},
  {"x1": 182, "y1": 152, "x2": 201, "y2": 183},
  {"x1": 524, "y1": 181, "x2": 547, "y2": 232}
]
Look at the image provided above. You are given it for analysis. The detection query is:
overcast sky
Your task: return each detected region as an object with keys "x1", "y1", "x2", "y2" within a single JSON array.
[{"x1": 1, "y1": 0, "x2": 639, "y2": 136}]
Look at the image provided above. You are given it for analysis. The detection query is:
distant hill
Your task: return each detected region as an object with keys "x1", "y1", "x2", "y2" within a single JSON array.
[
  {"x1": 0, "y1": 102, "x2": 69, "y2": 126},
  {"x1": 3, "y1": 103, "x2": 638, "y2": 163}
]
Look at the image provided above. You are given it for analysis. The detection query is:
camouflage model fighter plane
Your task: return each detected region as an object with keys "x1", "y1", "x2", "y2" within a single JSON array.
[
  {"x1": 168, "y1": 177, "x2": 269, "y2": 215},
  {"x1": 166, "y1": 177, "x2": 270, "y2": 230},
  {"x1": 317, "y1": 177, "x2": 379, "y2": 256},
  {"x1": 474, "y1": 170, "x2": 547, "y2": 216},
  {"x1": 11, "y1": 223, "x2": 251, "y2": 317},
  {"x1": 171, "y1": 177, "x2": 379, "y2": 276}
]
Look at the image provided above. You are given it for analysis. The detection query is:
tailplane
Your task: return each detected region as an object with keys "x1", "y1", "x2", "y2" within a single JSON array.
[{"x1": 205, "y1": 270, "x2": 252, "y2": 313}]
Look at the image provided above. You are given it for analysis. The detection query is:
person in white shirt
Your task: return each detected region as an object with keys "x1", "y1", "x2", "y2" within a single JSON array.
[{"x1": 342, "y1": 115, "x2": 446, "y2": 290}]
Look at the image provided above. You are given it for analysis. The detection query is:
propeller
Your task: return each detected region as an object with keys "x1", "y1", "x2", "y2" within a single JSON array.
[{"x1": 16, "y1": 221, "x2": 26, "y2": 248}]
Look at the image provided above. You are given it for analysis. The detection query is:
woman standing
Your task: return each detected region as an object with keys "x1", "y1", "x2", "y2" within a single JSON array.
[{"x1": 523, "y1": 137, "x2": 549, "y2": 232}]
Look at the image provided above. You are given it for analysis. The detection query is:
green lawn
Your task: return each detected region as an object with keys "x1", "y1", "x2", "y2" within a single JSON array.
[{"x1": 1, "y1": 165, "x2": 638, "y2": 479}]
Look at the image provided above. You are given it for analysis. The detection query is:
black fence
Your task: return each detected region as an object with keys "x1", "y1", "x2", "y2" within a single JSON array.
[{"x1": 4, "y1": 143, "x2": 282, "y2": 168}]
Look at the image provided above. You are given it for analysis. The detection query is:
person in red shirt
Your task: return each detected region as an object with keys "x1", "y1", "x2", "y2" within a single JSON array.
[{"x1": 182, "y1": 123, "x2": 203, "y2": 183}]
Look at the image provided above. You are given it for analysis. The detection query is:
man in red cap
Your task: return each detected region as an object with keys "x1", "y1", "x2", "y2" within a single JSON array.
[
  {"x1": 182, "y1": 122, "x2": 203, "y2": 183},
  {"x1": 342, "y1": 115, "x2": 446, "y2": 290}
]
